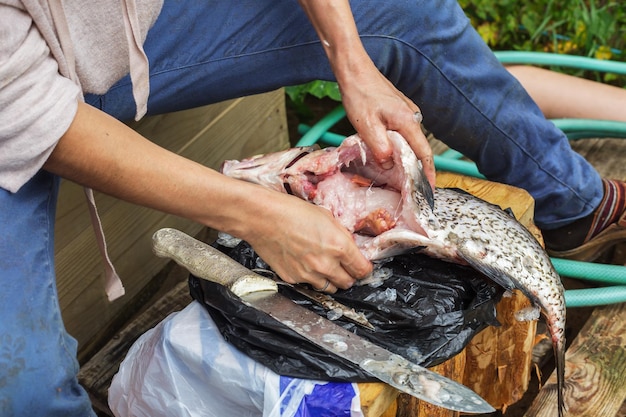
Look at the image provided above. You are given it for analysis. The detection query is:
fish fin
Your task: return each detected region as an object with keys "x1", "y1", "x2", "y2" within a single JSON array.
[
  {"x1": 446, "y1": 187, "x2": 472, "y2": 197},
  {"x1": 557, "y1": 348, "x2": 566, "y2": 417},
  {"x1": 503, "y1": 207, "x2": 516, "y2": 218},
  {"x1": 456, "y1": 242, "x2": 517, "y2": 291},
  {"x1": 414, "y1": 161, "x2": 435, "y2": 210}
]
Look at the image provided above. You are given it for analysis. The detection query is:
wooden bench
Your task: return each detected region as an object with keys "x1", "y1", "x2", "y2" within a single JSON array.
[{"x1": 524, "y1": 302, "x2": 626, "y2": 416}]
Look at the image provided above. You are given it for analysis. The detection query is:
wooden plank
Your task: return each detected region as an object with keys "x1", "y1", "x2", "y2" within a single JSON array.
[
  {"x1": 523, "y1": 302, "x2": 626, "y2": 417},
  {"x1": 358, "y1": 383, "x2": 400, "y2": 417},
  {"x1": 56, "y1": 90, "x2": 289, "y2": 360},
  {"x1": 78, "y1": 280, "x2": 191, "y2": 414},
  {"x1": 570, "y1": 138, "x2": 626, "y2": 180}
]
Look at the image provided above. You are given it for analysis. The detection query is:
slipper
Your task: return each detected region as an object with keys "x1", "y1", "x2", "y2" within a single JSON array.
[{"x1": 547, "y1": 210, "x2": 626, "y2": 262}]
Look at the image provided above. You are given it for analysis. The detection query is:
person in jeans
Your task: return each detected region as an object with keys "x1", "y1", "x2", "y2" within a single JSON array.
[{"x1": 1, "y1": 1, "x2": 624, "y2": 415}]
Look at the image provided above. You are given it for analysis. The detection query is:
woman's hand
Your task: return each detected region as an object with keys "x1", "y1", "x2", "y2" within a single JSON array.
[
  {"x1": 298, "y1": 0, "x2": 436, "y2": 188},
  {"x1": 338, "y1": 59, "x2": 435, "y2": 187},
  {"x1": 238, "y1": 188, "x2": 373, "y2": 293}
]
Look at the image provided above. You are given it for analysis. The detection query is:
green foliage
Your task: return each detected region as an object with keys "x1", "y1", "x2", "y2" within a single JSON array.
[
  {"x1": 285, "y1": 80, "x2": 342, "y2": 120},
  {"x1": 460, "y1": 0, "x2": 626, "y2": 58},
  {"x1": 285, "y1": 80, "x2": 341, "y2": 103},
  {"x1": 287, "y1": 0, "x2": 626, "y2": 105},
  {"x1": 461, "y1": 0, "x2": 626, "y2": 84}
]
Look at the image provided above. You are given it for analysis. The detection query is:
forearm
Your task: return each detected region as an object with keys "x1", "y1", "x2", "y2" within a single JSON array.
[
  {"x1": 298, "y1": 0, "x2": 436, "y2": 186},
  {"x1": 43, "y1": 101, "x2": 271, "y2": 239},
  {"x1": 297, "y1": 0, "x2": 374, "y2": 84},
  {"x1": 44, "y1": 101, "x2": 371, "y2": 289}
]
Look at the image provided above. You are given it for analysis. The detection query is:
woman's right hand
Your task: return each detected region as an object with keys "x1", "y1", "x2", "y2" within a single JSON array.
[{"x1": 238, "y1": 188, "x2": 373, "y2": 293}]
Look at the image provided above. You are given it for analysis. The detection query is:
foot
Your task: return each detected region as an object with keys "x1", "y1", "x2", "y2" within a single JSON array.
[{"x1": 542, "y1": 179, "x2": 626, "y2": 262}]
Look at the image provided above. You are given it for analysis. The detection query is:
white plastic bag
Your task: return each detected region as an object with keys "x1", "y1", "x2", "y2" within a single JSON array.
[{"x1": 109, "y1": 301, "x2": 364, "y2": 417}]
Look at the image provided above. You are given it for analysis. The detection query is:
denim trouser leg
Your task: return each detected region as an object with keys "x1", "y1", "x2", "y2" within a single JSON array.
[
  {"x1": 0, "y1": 171, "x2": 95, "y2": 417},
  {"x1": 85, "y1": 0, "x2": 602, "y2": 229}
]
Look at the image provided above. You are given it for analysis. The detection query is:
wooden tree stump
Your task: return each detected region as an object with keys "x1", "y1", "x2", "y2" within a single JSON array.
[
  {"x1": 396, "y1": 350, "x2": 466, "y2": 417},
  {"x1": 419, "y1": 172, "x2": 540, "y2": 414}
]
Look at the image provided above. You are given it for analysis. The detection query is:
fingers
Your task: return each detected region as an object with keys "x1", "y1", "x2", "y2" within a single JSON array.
[
  {"x1": 342, "y1": 86, "x2": 436, "y2": 189},
  {"x1": 358, "y1": 103, "x2": 436, "y2": 190},
  {"x1": 273, "y1": 252, "x2": 367, "y2": 294},
  {"x1": 296, "y1": 238, "x2": 372, "y2": 292},
  {"x1": 312, "y1": 279, "x2": 333, "y2": 292},
  {"x1": 397, "y1": 106, "x2": 437, "y2": 189},
  {"x1": 249, "y1": 201, "x2": 372, "y2": 293},
  {"x1": 350, "y1": 113, "x2": 395, "y2": 170}
]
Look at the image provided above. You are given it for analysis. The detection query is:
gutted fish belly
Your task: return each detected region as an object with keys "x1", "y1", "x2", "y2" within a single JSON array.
[{"x1": 222, "y1": 131, "x2": 566, "y2": 416}]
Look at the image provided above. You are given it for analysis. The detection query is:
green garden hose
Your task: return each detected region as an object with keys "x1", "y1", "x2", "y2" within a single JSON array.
[
  {"x1": 494, "y1": 51, "x2": 626, "y2": 74},
  {"x1": 297, "y1": 105, "x2": 347, "y2": 147},
  {"x1": 565, "y1": 286, "x2": 626, "y2": 308}
]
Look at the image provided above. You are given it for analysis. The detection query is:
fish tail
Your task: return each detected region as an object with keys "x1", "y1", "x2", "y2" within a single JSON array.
[{"x1": 555, "y1": 342, "x2": 566, "y2": 417}]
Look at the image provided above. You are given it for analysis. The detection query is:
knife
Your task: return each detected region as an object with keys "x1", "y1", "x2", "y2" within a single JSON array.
[
  {"x1": 250, "y1": 268, "x2": 375, "y2": 331},
  {"x1": 152, "y1": 228, "x2": 495, "y2": 414}
]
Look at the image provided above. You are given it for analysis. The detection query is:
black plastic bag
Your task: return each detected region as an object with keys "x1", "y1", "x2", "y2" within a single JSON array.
[{"x1": 189, "y1": 239, "x2": 503, "y2": 382}]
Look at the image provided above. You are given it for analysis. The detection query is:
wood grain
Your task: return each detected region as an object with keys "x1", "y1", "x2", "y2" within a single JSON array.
[
  {"x1": 523, "y1": 302, "x2": 626, "y2": 417},
  {"x1": 358, "y1": 383, "x2": 400, "y2": 417},
  {"x1": 395, "y1": 351, "x2": 466, "y2": 417}
]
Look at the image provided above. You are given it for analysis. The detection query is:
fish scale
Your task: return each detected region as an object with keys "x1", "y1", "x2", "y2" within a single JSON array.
[
  {"x1": 222, "y1": 131, "x2": 567, "y2": 416},
  {"x1": 426, "y1": 190, "x2": 566, "y2": 417}
]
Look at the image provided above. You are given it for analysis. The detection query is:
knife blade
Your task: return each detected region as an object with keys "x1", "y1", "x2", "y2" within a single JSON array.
[
  {"x1": 152, "y1": 228, "x2": 495, "y2": 414},
  {"x1": 250, "y1": 268, "x2": 375, "y2": 331}
]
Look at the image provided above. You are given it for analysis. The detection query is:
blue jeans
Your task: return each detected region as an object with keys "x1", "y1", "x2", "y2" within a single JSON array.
[
  {"x1": 0, "y1": 172, "x2": 95, "y2": 417},
  {"x1": 88, "y1": 0, "x2": 603, "y2": 229},
  {"x1": 5, "y1": 0, "x2": 602, "y2": 415}
]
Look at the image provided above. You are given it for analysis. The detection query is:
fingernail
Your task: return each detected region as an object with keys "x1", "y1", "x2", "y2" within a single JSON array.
[{"x1": 381, "y1": 159, "x2": 394, "y2": 170}]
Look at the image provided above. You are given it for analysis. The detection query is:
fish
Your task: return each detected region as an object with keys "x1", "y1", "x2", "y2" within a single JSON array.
[{"x1": 222, "y1": 131, "x2": 566, "y2": 416}]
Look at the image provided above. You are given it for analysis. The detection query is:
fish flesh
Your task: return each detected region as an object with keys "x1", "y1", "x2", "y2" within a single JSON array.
[{"x1": 222, "y1": 132, "x2": 566, "y2": 416}]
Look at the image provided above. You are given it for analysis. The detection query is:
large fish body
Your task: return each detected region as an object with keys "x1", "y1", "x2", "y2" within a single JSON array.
[{"x1": 222, "y1": 132, "x2": 566, "y2": 415}]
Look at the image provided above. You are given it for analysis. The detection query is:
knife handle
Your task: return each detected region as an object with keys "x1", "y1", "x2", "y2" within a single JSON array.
[{"x1": 152, "y1": 228, "x2": 277, "y2": 297}]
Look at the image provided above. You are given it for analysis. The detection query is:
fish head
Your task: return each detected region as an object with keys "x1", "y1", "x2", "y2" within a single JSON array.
[{"x1": 220, "y1": 145, "x2": 320, "y2": 193}]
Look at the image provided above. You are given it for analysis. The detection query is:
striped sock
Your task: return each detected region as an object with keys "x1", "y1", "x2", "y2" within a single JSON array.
[
  {"x1": 543, "y1": 178, "x2": 626, "y2": 252},
  {"x1": 583, "y1": 178, "x2": 626, "y2": 242}
]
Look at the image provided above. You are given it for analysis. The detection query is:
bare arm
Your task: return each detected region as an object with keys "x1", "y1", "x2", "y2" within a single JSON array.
[
  {"x1": 44, "y1": 101, "x2": 372, "y2": 290},
  {"x1": 298, "y1": 0, "x2": 436, "y2": 187}
]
